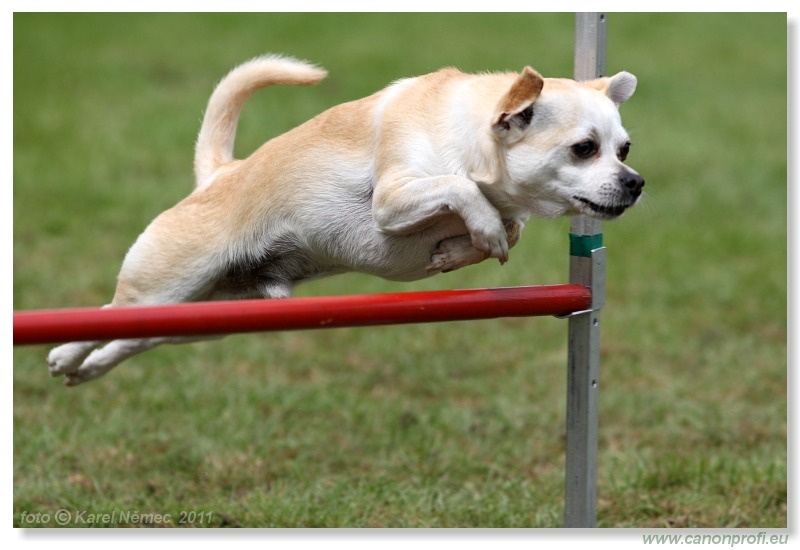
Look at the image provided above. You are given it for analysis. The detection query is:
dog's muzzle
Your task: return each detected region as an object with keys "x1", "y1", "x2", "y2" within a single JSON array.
[{"x1": 573, "y1": 169, "x2": 645, "y2": 219}]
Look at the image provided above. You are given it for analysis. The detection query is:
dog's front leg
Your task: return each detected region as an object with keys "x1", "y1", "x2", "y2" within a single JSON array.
[
  {"x1": 427, "y1": 219, "x2": 523, "y2": 273},
  {"x1": 373, "y1": 175, "x2": 509, "y2": 262}
]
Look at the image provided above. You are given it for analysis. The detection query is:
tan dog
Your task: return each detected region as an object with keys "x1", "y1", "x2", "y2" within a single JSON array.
[{"x1": 47, "y1": 54, "x2": 643, "y2": 386}]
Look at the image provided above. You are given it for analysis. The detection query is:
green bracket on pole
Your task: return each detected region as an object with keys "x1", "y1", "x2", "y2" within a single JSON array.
[{"x1": 569, "y1": 233, "x2": 604, "y2": 258}]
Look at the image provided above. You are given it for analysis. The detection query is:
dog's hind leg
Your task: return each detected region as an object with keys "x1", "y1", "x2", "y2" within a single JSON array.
[
  {"x1": 61, "y1": 334, "x2": 220, "y2": 387},
  {"x1": 49, "y1": 317, "x2": 219, "y2": 387},
  {"x1": 52, "y1": 298, "x2": 224, "y2": 387},
  {"x1": 51, "y1": 281, "x2": 221, "y2": 386},
  {"x1": 46, "y1": 205, "x2": 232, "y2": 384},
  {"x1": 61, "y1": 337, "x2": 166, "y2": 386},
  {"x1": 61, "y1": 279, "x2": 293, "y2": 386},
  {"x1": 47, "y1": 303, "x2": 121, "y2": 377}
]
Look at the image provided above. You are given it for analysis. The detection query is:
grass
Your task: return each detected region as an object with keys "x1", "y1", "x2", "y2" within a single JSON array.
[{"x1": 13, "y1": 13, "x2": 786, "y2": 528}]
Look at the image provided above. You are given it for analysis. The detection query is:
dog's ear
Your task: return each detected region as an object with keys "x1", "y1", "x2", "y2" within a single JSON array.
[
  {"x1": 586, "y1": 71, "x2": 637, "y2": 107},
  {"x1": 492, "y1": 66, "x2": 544, "y2": 137}
]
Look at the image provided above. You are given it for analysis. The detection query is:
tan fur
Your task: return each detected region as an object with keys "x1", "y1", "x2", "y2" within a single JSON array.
[{"x1": 47, "y1": 54, "x2": 642, "y2": 386}]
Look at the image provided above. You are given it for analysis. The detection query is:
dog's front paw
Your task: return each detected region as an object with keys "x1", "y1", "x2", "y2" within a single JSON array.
[{"x1": 468, "y1": 219, "x2": 509, "y2": 263}]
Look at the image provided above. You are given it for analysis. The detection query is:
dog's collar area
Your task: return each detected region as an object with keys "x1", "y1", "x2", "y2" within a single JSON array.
[{"x1": 573, "y1": 196, "x2": 628, "y2": 219}]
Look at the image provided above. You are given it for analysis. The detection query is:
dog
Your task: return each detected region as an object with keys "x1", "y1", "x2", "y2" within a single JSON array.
[{"x1": 47, "y1": 54, "x2": 643, "y2": 386}]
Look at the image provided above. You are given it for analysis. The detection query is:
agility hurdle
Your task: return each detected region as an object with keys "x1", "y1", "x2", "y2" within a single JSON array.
[
  {"x1": 13, "y1": 14, "x2": 610, "y2": 527},
  {"x1": 13, "y1": 285, "x2": 591, "y2": 345}
]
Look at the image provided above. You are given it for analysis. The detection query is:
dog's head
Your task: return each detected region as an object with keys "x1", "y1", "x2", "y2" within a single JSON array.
[{"x1": 489, "y1": 67, "x2": 643, "y2": 220}]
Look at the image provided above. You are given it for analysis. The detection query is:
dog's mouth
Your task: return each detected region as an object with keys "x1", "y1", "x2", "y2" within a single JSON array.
[{"x1": 572, "y1": 196, "x2": 630, "y2": 219}]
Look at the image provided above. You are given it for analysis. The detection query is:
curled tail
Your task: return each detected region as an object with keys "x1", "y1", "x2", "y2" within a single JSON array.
[{"x1": 194, "y1": 54, "x2": 328, "y2": 188}]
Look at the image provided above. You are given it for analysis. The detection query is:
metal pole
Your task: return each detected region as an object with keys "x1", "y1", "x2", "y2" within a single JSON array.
[{"x1": 564, "y1": 12, "x2": 607, "y2": 528}]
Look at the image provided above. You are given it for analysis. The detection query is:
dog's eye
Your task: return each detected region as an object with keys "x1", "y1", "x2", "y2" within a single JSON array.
[
  {"x1": 571, "y1": 140, "x2": 598, "y2": 159},
  {"x1": 618, "y1": 142, "x2": 631, "y2": 162}
]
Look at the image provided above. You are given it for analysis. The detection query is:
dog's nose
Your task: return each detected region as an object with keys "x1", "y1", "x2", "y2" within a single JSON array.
[{"x1": 619, "y1": 171, "x2": 645, "y2": 199}]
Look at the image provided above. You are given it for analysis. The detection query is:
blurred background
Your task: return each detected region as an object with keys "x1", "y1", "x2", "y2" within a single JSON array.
[{"x1": 13, "y1": 13, "x2": 786, "y2": 527}]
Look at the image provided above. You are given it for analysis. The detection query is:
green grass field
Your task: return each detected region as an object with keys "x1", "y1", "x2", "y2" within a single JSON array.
[{"x1": 13, "y1": 13, "x2": 786, "y2": 528}]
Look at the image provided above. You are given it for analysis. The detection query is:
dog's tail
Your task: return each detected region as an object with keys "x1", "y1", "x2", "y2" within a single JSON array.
[{"x1": 194, "y1": 54, "x2": 328, "y2": 188}]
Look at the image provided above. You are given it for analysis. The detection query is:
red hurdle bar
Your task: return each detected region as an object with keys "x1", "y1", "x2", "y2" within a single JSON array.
[{"x1": 13, "y1": 284, "x2": 591, "y2": 346}]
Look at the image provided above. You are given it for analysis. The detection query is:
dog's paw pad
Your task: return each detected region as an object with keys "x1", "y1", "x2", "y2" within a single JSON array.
[
  {"x1": 63, "y1": 362, "x2": 107, "y2": 387},
  {"x1": 426, "y1": 252, "x2": 458, "y2": 273},
  {"x1": 63, "y1": 372, "x2": 90, "y2": 387},
  {"x1": 63, "y1": 372, "x2": 87, "y2": 387},
  {"x1": 427, "y1": 234, "x2": 487, "y2": 273}
]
